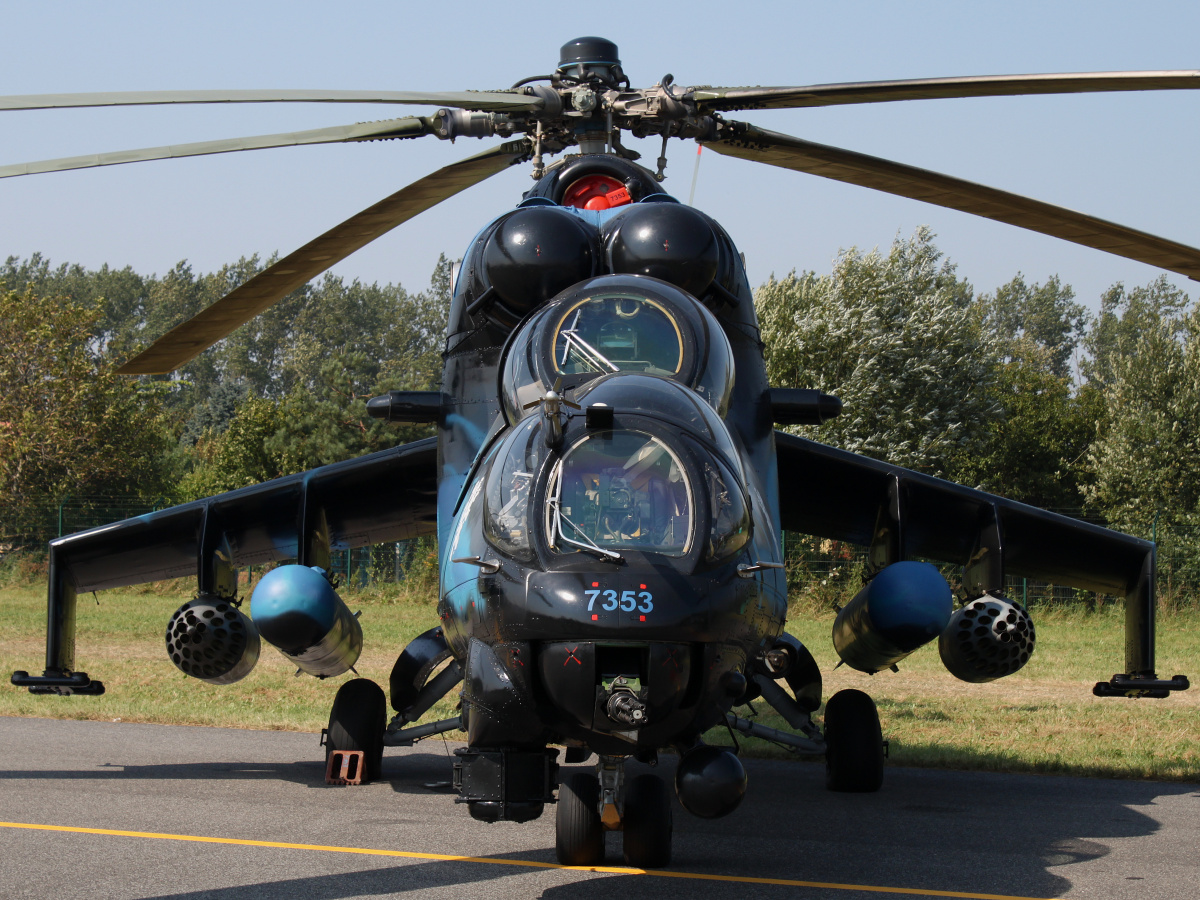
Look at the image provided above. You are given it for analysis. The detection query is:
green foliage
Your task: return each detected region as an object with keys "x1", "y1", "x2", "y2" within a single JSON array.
[
  {"x1": 954, "y1": 274, "x2": 1097, "y2": 508},
  {"x1": 1084, "y1": 305, "x2": 1200, "y2": 536},
  {"x1": 172, "y1": 256, "x2": 452, "y2": 497},
  {"x1": 757, "y1": 227, "x2": 997, "y2": 479},
  {"x1": 978, "y1": 273, "x2": 1087, "y2": 377},
  {"x1": 272, "y1": 351, "x2": 431, "y2": 471},
  {"x1": 1, "y1": 253, "x2": 150, "y2": 354},
  {"x1": 0, "y1": 252, "x2": 454, "y2": 505},
  {"x1": 178, "y1": 396, "x2": 287, "y2": 498},
  {"x1": 180, "y1": 380, "x2": 250, "y2": 446},
  {"x1": 949, "y1": 357, "x2": 1089, "y2": 509},
  {"x1": 1083, "y1": 275, "x2": 1190, "y2": 387},
  {"x1": 177, "y1": 350, "x2": 439, "y2": 499},
  {"x1": 0, "y1": 284, "x2": 170, "y2": 542},
  {"x1": 8, "y1": 240, "x2": 1200, "y2": 605}
]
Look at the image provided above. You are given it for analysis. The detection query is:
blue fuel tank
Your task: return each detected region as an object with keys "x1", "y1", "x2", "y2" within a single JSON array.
[
  {"x1": 831, "y1": 561, "x2": 952, "y2": 674},
  {"x1": 249, "y1": 565, "x2": 362, "y2": 678}
]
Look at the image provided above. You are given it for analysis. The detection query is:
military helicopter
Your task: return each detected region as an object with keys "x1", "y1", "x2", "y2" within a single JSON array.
[{"x1": 7, "y1": 37, "x2": 1193, "y2": 869}]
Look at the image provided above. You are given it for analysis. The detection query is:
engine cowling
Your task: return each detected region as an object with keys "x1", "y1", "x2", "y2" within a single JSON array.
[
  {"x1": 939, "y1": 594, "x2": 1035, "y2": 682},
  {"x1": 832, "y1": 561, "x2": 952, "y2": 674},
  {"x1": 602, "y1": 202, "x2": 719, "y2": 297},
  {"x1": 165, "y1": 595, "x2": 259, "y2": 684},
  {"x1": 481, "y1": 206, "x2": 597, "y2": 318},
  {"x1": 249, "y1": 565, "x2": 362, "y2": 678}
]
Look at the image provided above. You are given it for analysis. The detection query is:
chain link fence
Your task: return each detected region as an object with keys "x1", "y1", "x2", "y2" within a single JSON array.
[
  {"x1": 783, "y1": 520, "x2": 1200, "y2": 609},
  {"x1": 1, "y1": 497, "x2": 170, "y2": 546},
  {"x1": 0, "y1": 497, "x2": 437, "y2": 588},
  {"x1": 4, "y1": 497, "x2": 1197, "y2": 603}
]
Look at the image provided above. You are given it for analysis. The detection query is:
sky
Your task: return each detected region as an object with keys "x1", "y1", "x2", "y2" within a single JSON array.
[{"x1": 3, "y1": 1, "x2": 1199, "y2": 311}]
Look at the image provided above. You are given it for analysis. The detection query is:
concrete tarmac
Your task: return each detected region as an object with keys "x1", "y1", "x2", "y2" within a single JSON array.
[{"x1": 0, "y1": 716, "x2": 1195, "y2": 899}]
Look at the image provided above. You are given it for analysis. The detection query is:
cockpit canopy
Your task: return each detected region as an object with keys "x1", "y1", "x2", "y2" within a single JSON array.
[
  {"x1": 555, "y1": 295, "x2": 681, "y2": 378},
  {"x1": 550, "y1": 430, "x2": 692, "y2": 557},
  {"x1": 501, "y1": 275, "x2": 734, "y2": 422},
  {"x1": 482, "y1": 379, "x2": 751, "y2": 566}
]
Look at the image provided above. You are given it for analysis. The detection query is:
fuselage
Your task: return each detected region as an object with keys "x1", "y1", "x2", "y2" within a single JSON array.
[{"x1": 433, "y1": 155, "x2": 786, "y2": 755}]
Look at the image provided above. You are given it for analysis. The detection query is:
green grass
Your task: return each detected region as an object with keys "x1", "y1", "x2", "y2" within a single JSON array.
[
  {"x1": 2, "y1": 582, "x2": 1197, "y2": 781},
  {"x1": 716, "y1": 602, "x2": 1200, "y2": 781},
  {"x1": 0, "y1": 580, "x2": 459, "y2": 731}
]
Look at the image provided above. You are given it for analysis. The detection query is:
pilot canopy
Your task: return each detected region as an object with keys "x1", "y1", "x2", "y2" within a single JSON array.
[
  {"x1": 484, "y1": 375, "x2": 750, "y2": 566},
  {"x1": 501, "y1": 275, "x2": 734, "y2": 422}
]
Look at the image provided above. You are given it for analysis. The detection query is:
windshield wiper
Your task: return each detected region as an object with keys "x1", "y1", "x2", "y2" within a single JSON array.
[
  {"x1": 564, "y1": 331, "x2": 619, "y2": 373},
  {"x1": 560, "y1": 312, "x2": 619, "y2": 374},
  {"x1": 549, "y1": 496, "x2": 622, "y2": 561}
]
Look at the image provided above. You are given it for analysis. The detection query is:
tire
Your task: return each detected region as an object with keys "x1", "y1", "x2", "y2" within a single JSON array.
[
  {"x1": 824, "y1": 688, "x2": 884, "y2": 793},
  {"x1": 622, "y1": 773, "x2": 672, "y2": 868},
  {"x1": 556, "y1": 772, "x2": 604, "y2": 865},
  {"x1": 326, "y1": 678, "x2": 387, "y2": 782}
]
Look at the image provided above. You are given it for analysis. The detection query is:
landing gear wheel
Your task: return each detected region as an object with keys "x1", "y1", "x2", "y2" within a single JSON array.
[
  {"x1": 326, "y1": 678, "x2": 386, "y2": 782},
  {"x1": 824, "y1": 688, "x2": 884, "y2": 792},
  {"x1": 556, "y1": 772, "x2": 604, "y2": 865},
  {"x1": 622, "y1": 773, "x2": 672, "y2": 868}
]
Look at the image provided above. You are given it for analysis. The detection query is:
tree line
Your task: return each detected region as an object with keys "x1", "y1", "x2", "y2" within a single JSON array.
[
  {"x1": 0, "y1": 252, "x2": 450, "y2": 543},
  {"x1": 1, "y1": 231, "x2": 1197, "y2": 564},
  {"x1": 758, "y1": 227, "x2": 1199, "y2": 546}
]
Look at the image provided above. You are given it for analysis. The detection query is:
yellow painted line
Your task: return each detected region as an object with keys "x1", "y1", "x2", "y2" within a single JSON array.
[{"x1": 0, "y1": 820, "x2": 1052, "y2": 900}]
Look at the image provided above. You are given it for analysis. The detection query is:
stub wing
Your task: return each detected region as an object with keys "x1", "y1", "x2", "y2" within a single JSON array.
[
  {"x1": 774, "y1": 431, "x2": 1188, "y2": 697},
  {"x1": 12, "y1": 438, "x2": 437, "y2": 694}
]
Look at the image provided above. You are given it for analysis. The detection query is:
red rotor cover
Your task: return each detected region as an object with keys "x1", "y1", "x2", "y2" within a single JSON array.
[{"x1": 562, "y1": 174, "x2": 632, "y2": 211}]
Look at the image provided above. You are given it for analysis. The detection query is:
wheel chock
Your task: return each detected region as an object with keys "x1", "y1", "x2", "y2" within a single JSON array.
[{"x1": 326, "y1": 750, "x2": 365, "y2": 785}]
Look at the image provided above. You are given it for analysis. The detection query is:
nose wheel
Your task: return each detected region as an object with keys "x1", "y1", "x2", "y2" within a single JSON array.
[
  {"x1": 622, "y1": 773, "x2": 672, "y2": 868},
  {"x1": 554, "y1": 760, "x2": 674, "y2": 868},
  {"x1": 555, "y1": 772, "x2": 604, "y2": 865}
]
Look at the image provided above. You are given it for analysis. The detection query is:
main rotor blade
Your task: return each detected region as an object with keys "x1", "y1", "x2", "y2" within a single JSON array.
[
  {"x1": 692, "y1": 70, "x2": 1200, "y2": 112},
  {"x1": 0, "y1": 89, "x2": 541, "y2": 114},
  {"x1": 117, "y1": 137, "x2": 531, "y2": 375},
  {"x1": 0, "y1": 117, "x2": 434, "y2": 179},
  {"x1": 704, "y1": 123, "x2": 1200, "y2": 281}
]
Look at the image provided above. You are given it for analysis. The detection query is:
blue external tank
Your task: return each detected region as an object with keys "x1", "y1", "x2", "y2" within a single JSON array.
[
  {"x1": 831, "y1": 561, "x2": 952, "y2": 674},
  {"x1": 250, "y1": 565, "x2": 363, "y2": 678}
]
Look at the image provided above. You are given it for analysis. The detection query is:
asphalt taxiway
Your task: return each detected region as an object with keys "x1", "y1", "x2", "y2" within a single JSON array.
[{"x1": 0, "y1": 716, "x2": 1195, "y2": 899}]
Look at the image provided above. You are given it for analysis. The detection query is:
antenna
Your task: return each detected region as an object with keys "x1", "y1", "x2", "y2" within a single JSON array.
[{"x1": 688, "y1": 145, "x2": 703, "y2": 206}]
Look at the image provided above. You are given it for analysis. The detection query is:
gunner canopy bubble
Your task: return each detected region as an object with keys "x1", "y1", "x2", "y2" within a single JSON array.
[{"x1": 500, "y1": 275, "x2": 734, "y2": 422}]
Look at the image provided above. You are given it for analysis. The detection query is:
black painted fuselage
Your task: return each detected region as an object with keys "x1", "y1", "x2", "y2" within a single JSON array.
[{"x1": 434, "y1": 156, "x2": 786, "y2": 758}]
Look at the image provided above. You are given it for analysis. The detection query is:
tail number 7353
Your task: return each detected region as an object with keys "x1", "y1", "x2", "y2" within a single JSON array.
[{"x1": 585, "y1": 588, "x2": 654, "y2": 613}]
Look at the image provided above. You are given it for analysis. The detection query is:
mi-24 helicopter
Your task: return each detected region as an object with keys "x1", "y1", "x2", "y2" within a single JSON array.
[{"x1": 7, "y1": 37, "x2": 1195, "y2": 868}]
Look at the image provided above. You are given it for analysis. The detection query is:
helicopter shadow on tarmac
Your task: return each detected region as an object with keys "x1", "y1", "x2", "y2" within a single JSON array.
[
  {"x1": 0, "y1": 746, "x2": 459, "y2": 793},
  {"x1": 131, "y1": 853, "x2": 566, "y2": 900},
  {"x1": 548, "y1": 754, "x2": 1197, "y2": 900},
  {"x1": 1, "y1": 720, "x2": 1192, "y2": 897},
  {"x1": 384, "y1": 748, "x2": 1196, "y2": 899},
  {"x1": 115, "y1": 756, "x2": 1195, "y2": 900}
]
